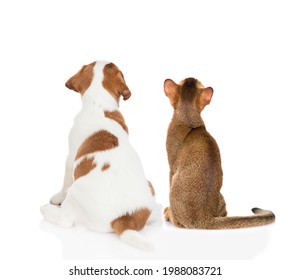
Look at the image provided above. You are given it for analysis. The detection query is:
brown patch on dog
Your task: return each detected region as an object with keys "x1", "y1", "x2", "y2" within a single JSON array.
[
  {"x1": 75, "y1": 130, "x2": 119, "y2": 160},
  {"x1": 104, "y1": 110, "x2": 129, "y2": 133},
  {"x1": 111, "y1": 208, "x2": 151, "y2": 235},
  {"x1": 102, "y1": 63, "x2": 131, "y2": 102},
  {"x1": 74, "y1": 157, "x2": 96, "y2": 180},
  {"x1": 65, "y1": 62, "x2": 96, "y2": 95},
  {"x1": 101, "y1": 162, "x2": 110, "y2": 171},
  {"x1": 148, "y1": 180, "x2": 155, "y2": 196}
]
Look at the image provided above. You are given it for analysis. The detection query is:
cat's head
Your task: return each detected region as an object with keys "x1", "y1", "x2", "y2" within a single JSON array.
[{"x1": 164, "y1": 78, "x2": 213, "y2": 112}]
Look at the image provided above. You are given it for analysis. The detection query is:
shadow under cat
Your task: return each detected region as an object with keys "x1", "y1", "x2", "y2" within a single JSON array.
[{"x1": 40, "y1": 219, "x2": 273, "y2": 260}]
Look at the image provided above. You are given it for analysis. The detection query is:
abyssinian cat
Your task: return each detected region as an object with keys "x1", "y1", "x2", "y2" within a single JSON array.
[{"x1": 163, "y1": 77, "x2": 275, "y2": 229}]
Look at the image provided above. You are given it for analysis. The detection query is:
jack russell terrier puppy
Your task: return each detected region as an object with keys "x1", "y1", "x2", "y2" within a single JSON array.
[{"x1": 41, "y1": 61, "x2": 161, "y2": 250}]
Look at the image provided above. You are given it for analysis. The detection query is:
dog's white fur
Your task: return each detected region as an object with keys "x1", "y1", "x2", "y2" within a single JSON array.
[{"x1": 41, "y1": 61, "x2": 161, "y2": 250}]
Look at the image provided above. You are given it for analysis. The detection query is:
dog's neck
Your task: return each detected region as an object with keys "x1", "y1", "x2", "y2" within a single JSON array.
[{"x1": 81, "y1": 79, "x2": 119, "y2": 113}]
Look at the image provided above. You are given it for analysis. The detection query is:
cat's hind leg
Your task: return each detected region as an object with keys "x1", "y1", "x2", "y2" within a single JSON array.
[
  {"x1": 164, "y1": 206, "x2": 184, "y2": 228},
  {"x1": 218, "y1": 193, "x2": 227, "y2": 217}
]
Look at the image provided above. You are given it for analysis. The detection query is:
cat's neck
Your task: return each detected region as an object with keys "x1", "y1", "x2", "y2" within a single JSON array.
[
  {"x1": 175, "y1": 104, "x2": 205, "y2": 128},
  {"x1": 167, "y1": 113, "x2": 205, "y2": 150},
  {"x1": 166, "y1": 112, "x2": 206, "y2": 169},
  {"x1": 170, "y1": 110, "x2": 205, "y2": 130}
]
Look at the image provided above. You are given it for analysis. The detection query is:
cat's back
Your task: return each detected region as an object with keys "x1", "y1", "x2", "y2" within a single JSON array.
[{"x1": 178, "y1": 126, "x2": 221, "y2": 169}]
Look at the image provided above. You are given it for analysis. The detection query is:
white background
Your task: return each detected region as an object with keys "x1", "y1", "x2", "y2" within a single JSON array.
[{"x1": 1, "y1": 0, "x2": 290, "y2": 279}]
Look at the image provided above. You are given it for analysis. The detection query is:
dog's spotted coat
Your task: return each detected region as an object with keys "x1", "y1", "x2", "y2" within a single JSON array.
[{"x1": 41, "y1": 61, "x2": 161, "y2": 250}]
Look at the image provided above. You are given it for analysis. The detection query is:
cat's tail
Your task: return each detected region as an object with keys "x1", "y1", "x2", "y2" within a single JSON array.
[{"x1": 204, "y1": 207, "x2": 275, "y2": 229}]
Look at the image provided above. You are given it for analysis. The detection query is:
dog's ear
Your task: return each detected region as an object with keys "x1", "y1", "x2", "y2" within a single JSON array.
[
  {"x1": 164, "y1": 79, "x2": 179, "y2": 108},
  {"x1": 117, "y1": 73, "x2": 131, "y2": 101},
  {"x1": 102, "y1": 63, "x2": 131, "y2": 101},
  {"x1": 65, "y1": 62, "x2": 96, "y2": 95}
]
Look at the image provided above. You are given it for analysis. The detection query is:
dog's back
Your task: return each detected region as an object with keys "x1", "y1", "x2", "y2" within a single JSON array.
[{"x1": 41, "y1": 61, "x2": 161, "y2": 250}]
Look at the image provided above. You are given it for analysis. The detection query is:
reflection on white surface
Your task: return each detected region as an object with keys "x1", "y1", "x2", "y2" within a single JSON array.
[{"x1": 40, "y1": 219, "x2": 273, "y2": 260}]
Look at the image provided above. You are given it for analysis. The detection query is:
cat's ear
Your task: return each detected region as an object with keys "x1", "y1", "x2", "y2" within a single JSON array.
[
  {"x1": 197, "y1": 87, "x2": 213, "y2": 111},
  {"x1": 164, "y1": 79, "x2": 179, "y2": 108}
]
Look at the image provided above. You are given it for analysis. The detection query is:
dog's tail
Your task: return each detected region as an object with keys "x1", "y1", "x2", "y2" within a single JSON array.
[
  {"x1": 120, "y1": 230, "x2": 153, "y2": 251},
  {"x1": 111, "y1": 208, "x2": 154, "y2": 251}
]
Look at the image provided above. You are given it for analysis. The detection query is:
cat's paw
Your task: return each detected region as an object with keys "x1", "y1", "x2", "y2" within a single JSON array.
[{"x1": 164, "y1": 207, "x2": 170, "y2": 221}]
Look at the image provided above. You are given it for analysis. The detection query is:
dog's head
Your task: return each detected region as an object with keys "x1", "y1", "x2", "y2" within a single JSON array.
[{"x1": 65, "y1": 61, "x2": 131, "y2": 102}]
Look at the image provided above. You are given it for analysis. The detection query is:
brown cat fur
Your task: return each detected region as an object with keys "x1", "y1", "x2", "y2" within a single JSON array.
[{"x1": 164, "y1": 77, "x2": 275, "y2": 229}]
